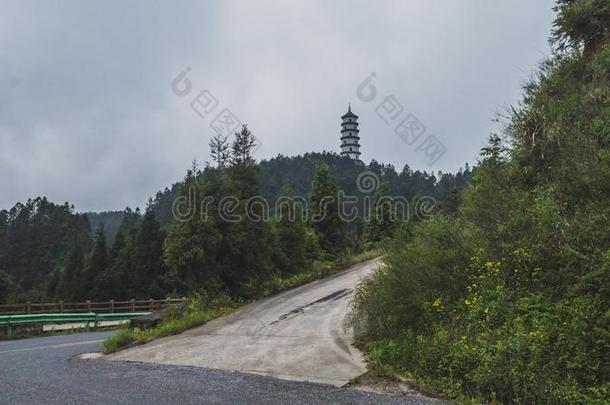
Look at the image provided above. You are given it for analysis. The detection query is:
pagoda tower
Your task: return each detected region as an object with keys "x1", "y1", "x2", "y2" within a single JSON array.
[{"x1": 340, "y1": 104, "x2": 361, "y2": 160}]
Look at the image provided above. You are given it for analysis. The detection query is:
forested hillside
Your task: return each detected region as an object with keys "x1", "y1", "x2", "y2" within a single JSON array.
[
  {"x1": 259, "y1": 153, "x2": 470, "y2": 207},
  {"x1": 352, "y1": 1, "x2": 610, "y2": 403},
  {"x1": 86, "y1": 211, "x2": 125, "y2": 245},
  {"x1": 91, "y1": 153, "x2": 470, "y2": 245},
  {"x1": 0, "y1": 128, "x2": 470, "y2": 304},
  {"x1": 0, "y1": 198, "x2": 91, "y2": 303}
]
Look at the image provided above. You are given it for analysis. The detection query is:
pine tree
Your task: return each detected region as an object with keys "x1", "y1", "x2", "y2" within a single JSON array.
[
  {"x1": 0, "y1": 271, "x2": 11, "y2": 304},
  {"x1": 83, "y1": 226, "x2": 108, "y2": 298},
  {"x1": 105, "y1": 228, "x2": 132, "y2": 300},
  {"x1": 224, "y1": 151, "x2": 275, "y2": 295},
  {"x1": 231, "y1": 124, "x2": 257, "y2": 166},
  {"x1": 164, "y1": 168, "x2": 223, "y2": 295},
  {"x1": 308, "y1": 163, "x2": 346, "y2": 258},
  {"x1": 274, "y1": 185, "x2": 308, "y2": 276},
  {"x1": 128, "y1": 208, "x2": 167, "y2": 299},
  {"x1": 56, "y1": 244, "x2": 85, "y2": 301},
  {"x1": 210, "y1": 133, "x2": 231, "y2": 169},
  {"x1": 367, "y1": 181, "x2": 394, "y2": 242}
]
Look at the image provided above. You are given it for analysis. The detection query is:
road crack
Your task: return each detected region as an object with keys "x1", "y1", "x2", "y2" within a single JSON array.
[{"x1": 268, "y1": 288, "x2": 353, "y2": 326}]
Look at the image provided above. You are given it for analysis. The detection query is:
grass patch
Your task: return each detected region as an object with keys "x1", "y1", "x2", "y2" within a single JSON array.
[
  {"x1": 103, "y1": 307, "x2": 234, "y2": 354},
  {"x1": 261, "y1": 248, "x2": 382, "y2": 296},
  {"x1": 102, "y1": 327, "x2": 137, "y2": 353},
  {"x1": 348, "y1": 248, "x2": 383, "y2": 266}
]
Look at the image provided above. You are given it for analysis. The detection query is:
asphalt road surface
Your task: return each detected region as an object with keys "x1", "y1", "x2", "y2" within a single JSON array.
[
  {"x1": 0, "y1": 259, "x2": 441, "y2": 404},
  {"x1": 110, "y1": 259, "x2": 381, "y2": 386},
  {"x1": 0, "y1": 328, "x2": 437, "y2": 404}
]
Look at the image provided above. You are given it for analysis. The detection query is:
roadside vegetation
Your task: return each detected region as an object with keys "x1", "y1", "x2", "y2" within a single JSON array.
[
  {"x1": 103, "y1": 294, "x2": 238, "y2": 354},
  {"x1": 351, "y1": 1, "x2": 610, "y2": 403}
]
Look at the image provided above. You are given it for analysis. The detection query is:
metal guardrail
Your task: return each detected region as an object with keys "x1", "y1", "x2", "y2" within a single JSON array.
[
  {"x1": 0, "y1": 297, "x2": 186, "y2": 315},
  {"x1": 0, "y1": 312, "x2": 151, "y2": 338}
]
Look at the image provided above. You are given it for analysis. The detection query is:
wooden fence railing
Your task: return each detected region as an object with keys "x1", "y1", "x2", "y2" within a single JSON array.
[{"x1": 0, "y1": 297, "x2": 187, "y2": 316}]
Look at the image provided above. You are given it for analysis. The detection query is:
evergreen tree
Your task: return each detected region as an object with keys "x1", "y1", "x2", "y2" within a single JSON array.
[
  {"x1": 231, "y1": 124, "x2": 257, "y2": 166},
  {"x1": 366, "y1": 181, "x2": 394, "y2": 242},
  {"x1": 128, "y1": 208, "x2": 166, "y2": 299},
  {"x1": 56, "y1": 244, "x2": 85, "y2": 301},
  {"x1": 210, "y1": 133, "x2": 231, "y2": 169},
  {"x1": 105, "y1": 228, "x2": 133, "y2": 300},
  {"x1": 83, "y1": 226, "x2": 108, "y2": 298},
  {"x1": 308, "y1": 163, "x2": 346, "y2": 258},
  {"x1": 166, "y1": 126, "x2": 275, "y2": 298},
  {"x1": 273, "y1": 186, "x2": 308, "y2": 276},
  {"x1": 164, "y1": 168, "x2": 224, "y2": 295},
  {"x1": 223, "y1": 145, "x2": 275, "y2": 295},
  {"x1": 0, "y1": 271, "x2": 11, "y2": 304}
]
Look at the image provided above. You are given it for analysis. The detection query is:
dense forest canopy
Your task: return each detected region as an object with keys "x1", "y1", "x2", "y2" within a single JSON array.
[
  {"x1": 84, "y1": 152, "x2": 471, "y2": 244},
  {"x1": 86, "y1": 211, "x2": 125, "y2": 245},
  {"x1": 0, "y1": 198, "x2": 91, "y2": 303},
  {"x1": 0, "y1": 144, "x2": 471, "y2": 304}
]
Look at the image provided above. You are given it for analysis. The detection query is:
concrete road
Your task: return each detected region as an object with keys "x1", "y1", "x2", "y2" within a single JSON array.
[
  {"x1": 0, "y1": 321, "x2": 438, "y2": 404},
  {"x1": 110, "y1": 259, "x2": 380, "y2": 386}
]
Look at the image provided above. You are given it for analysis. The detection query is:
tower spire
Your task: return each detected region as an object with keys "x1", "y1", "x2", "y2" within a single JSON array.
[{"x1": 340, "y1": 105, "x2": 361, "y2": 161}]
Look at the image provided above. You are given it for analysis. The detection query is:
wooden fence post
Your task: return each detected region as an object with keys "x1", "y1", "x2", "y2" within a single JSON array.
[
  {"x1": 110, "y1": 300, "x2": 114, "y2": 313},
  {"x1": 182, "y1": 297, "x2": 186, "y2": 306},
  {"x1": 86, "y1": 300, "x2": 91, "y2": 312},
  {"x1": 131, "y1": 299, "x2": 135, "y2": 312},
  {"x1": 26, "y1": 301, "x2": 31, "y2": 314},
  {"x1": 59, "y1": 300, "x2": 64, "y2": 313},
  {"x1": 149, "y1": 299, "x2": 154, "y2": 311}
]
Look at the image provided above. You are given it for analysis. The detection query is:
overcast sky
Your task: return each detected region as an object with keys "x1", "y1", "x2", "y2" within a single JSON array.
[{"x1": 0, "y1": 0, "x2": 557, "y2": 212}]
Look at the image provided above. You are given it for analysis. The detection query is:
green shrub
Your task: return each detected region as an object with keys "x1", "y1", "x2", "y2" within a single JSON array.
[
  {"x1": 103, "y1": 327, "x2": 136, "y2": 354},
  {"x1": 351, "y1": 217, "x2": 471, "y2": 340},
  {"x1": 351, "y1": 36, "x2": 610, "y2": 403}
]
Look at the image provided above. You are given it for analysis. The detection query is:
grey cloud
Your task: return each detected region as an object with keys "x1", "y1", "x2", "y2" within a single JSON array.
[{"x1": 0, "y1": 0, "x2": 556, "y2": 211}]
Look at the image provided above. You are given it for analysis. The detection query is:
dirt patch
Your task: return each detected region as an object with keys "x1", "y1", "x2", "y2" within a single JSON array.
[{"x1": 350, "y1": 371, "x2": 447, "y2": 403}]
